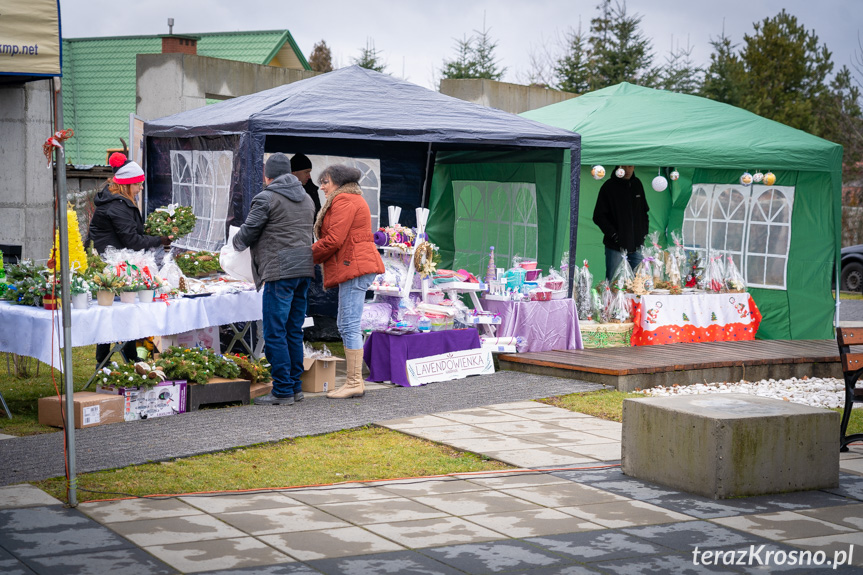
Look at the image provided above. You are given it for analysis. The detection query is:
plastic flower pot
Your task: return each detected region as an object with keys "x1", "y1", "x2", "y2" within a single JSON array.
[
  {"x1": 119, "y1": 291, "x2": 138, "y2": 304},
  {"x1": 42, "y1": 294, "x2": 59, "y2": 310},
  {"x1": 96, "y1": 290, "x2": 115, "y2": 306},
  {"x1": 137, "y1": 289, "x2": 155, "y2": 303},
  {"x1": 71, "y1": 292, "x2": 89, "y2": 309}
]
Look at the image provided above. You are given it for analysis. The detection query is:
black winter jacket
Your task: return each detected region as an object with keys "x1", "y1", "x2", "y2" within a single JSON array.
[
  {"x1": 233, "y1": 173, "x2": 315, "y2": 290},
  {"x1": 592, "y1": 173, "x2": 650, "y2": 253},
  {"x1": 87, "y1": 185, "x2": 162, "y2": 255}
]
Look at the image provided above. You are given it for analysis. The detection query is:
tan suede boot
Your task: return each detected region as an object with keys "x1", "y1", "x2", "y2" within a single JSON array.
[{"x1": 327, "y1": 348, "x2": 365, "y2": 399}]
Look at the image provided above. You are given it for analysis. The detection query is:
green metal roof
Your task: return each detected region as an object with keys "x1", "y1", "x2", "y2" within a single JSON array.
[{"x1": 62, "y1": 31, "x2": 309, "y2": 165}]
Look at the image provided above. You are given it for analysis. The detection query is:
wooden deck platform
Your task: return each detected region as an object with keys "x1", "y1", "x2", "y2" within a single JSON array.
[{"x1": 498, "y1": 340, "x2": 842, "y2": 391}]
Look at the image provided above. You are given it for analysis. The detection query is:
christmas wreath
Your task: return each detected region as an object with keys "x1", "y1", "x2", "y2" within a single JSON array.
[
  {"x1": 412, "y1": 242, "x2": 440, "y2": 277},
  {"x1": 154, "y1": 346, "x2": 240, "y2": 385},
  {"x1": 229, "y1": 353, "x2": 272, "y2": 384},
  {"x1": 145, "y1": 204, "x2": 197, "y2": 239},
  {"x1": 1, "y1": 261, "x2": 51, "y2": 306},
  {"x1": 176, "y1": 251, "x2": 223, "y2": 277}
]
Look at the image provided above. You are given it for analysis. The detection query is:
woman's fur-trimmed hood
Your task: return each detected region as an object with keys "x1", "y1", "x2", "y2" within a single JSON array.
[{"x1": 313, "y1": 182, "x2": 363, "y2": 239}]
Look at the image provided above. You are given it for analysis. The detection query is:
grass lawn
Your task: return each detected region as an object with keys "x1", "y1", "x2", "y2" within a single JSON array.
[
  {"x1": 35, "y1": 425, "x2": 512, "y2": 502},
  {"x1": 5, "y1": 347, "x2": 862, "y2": 504}
]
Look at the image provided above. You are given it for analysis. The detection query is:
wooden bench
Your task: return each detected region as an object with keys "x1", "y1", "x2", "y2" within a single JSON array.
[{"x1": 838, "y1": 327, "x2": 863, "y2": 452}]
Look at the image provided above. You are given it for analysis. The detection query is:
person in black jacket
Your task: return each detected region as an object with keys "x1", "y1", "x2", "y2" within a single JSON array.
[
  {"x1": 593, "y1": 165, "x2": 650, "y2": 281},
  {"x1": 87, "y1": 152, "x2": 171, "y2": 364},
  {"x1": 290, "y1": 153, "x2": 322, "y2": 219}
]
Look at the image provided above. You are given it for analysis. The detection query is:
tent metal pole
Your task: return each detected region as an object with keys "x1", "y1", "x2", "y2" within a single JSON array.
[
  {"x1": 420, "y1": 142, "x2": 433, "y2": 209},
  {"x1": 53, "y1": 78, "x2": 77, "y2": 507}
]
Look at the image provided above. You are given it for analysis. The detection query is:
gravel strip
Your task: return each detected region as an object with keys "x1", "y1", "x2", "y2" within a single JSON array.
[{"x1": 637, "y1": 376, "x2": 852, "y2": 410}]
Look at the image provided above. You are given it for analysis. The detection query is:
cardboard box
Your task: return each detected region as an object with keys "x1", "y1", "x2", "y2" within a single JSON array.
[
  {"x1": 301, "y1": 357, "x2": 345, "y2": 393},
  {"x1": 156, "y1": 326, "x2": 219, "y2": 352},
  {"x1": 38, "y1": 392, "x2": 124, "y2": 429},
  {"x1": 96, "y1": 381, "x2": 187, "y2": 421},
  {"x1": 250, "y1": 381, "x2": 273, "y2": 398}
]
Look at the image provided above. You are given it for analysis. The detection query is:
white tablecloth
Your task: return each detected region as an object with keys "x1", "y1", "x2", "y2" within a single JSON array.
[{"x1": 0, "y1": 290, "x2": 264, "y2": 370}]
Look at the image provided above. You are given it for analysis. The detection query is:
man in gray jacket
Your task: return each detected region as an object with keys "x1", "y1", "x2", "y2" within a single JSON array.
[{"x1": 234, "y1": 153, "x2": 315, "y2": 406}]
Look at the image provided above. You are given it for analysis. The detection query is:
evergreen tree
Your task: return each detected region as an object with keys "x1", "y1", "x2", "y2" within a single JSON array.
[
  {"x1": 440, "y1": 19, "x2": 505, "y2": 81},
  {"x1": 308, "y1": 40, "x2": 333, "y2": 73},
  {"x1": 739, "y1": 9, "x2": 832, "y2": 134},
  {"x1": 472, "y1": 23, "x2": 506, "y2": 80},
  {"x1": 554, "y1": 25, "x2": 591, "y2": 93},
  {"x1": 701, "y1": 31, "x2": 745, "y2": 106},
  {"x1": 441, "y1": 35, "x2": 477, "y2": 79},
  {"x1": 657, "y1": 37, "x2": 702, "y2": 94},
  {"x1": 588, "y1": 0, "x2": 655, "y2": 89},
  {"x1": 353, "y1": 39, "x2": 387, "y2": 73}
]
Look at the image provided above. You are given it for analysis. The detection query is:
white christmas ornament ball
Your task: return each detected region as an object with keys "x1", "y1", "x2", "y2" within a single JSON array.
[
  {"x1": 652, "y1": 176, "x2": 668, "y2": 192},
  {"x1": 591, "y1": 165, "x2": 606, "y2": 180},
  {"x1": 740, "y1": 172, "x2": 753, "y2": 186},
  {"x1": 753, "y1": 171, "x2": 764, "y2": 183},
  {"x1": 615, "y1": 167, "x2": 626, "y2": 178},
  {"x1": 670, "y1": 170, "x2": 680, "y2": 181}
]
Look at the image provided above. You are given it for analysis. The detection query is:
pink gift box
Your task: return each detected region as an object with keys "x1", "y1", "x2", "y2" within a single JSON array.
[
  {"x1": 519, "y1": 260, "x2": 538, "y2": 271},
  {"x1": 544, "y1": 279, "x2": 564, "y2": 291},
  {"x1": 529, "y1": 289, "x2": 552, "y2": 301},
  {"x1": 524, "y1": 269, "x2": 542, "y2": 281}
]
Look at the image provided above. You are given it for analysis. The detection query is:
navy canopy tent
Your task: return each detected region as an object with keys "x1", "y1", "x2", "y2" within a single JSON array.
[{"x1": 144, "y1": 66, "x2": 581, "y2": 313}]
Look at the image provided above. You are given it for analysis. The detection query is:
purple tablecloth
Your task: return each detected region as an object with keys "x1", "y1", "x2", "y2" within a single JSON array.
[
  {"x1": 364, "y1": 329, "x2": 481, "y2": 387},
  {"x1": 483, "y1": 298, "x2": 582, "y2": 352}
]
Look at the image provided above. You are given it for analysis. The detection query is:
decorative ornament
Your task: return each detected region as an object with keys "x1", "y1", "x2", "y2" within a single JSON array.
[
  {"x1": 752, "y1": 171, "x2": 764, "y2": 183},
  {"x1": 763, "y1": 171, "x2": 776, "y2": 186},
  {"x1": 413, "y1": 242, "x2": 439, "y2": 277},
  {"x1": 669, "y1": 170, "x2": 680, "y2": 181},
  {"x1": 42, "y1": 129, "x2": 75, "y2": 165},
  {"x1": 590, "y1": 165, "x2": 606, "y2": 180},
  {"x1": 485, "y1": 246, "x2": 496, "y2": 284},
  {"x1": 626, "y1": 274, "x2": 650, "y2": 296},
  {"x1": 615, "y1": 167, "x2": 625, "y2": 178},
  {"x1": 651, "y1": 175, "x2": 668, "y2": 192},
  {"x1": 740, "y1": 172, "x2": 753, "y2": 186}
]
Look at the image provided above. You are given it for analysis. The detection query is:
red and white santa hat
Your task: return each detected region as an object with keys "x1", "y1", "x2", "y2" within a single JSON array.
[{"x1": 109, "y1": 152, "x2": 145, "y2": 185}]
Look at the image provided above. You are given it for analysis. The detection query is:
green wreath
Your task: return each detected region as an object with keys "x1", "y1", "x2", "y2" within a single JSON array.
[{"x1": 145, "y1": 204, "x2": 197, "y2": 239}]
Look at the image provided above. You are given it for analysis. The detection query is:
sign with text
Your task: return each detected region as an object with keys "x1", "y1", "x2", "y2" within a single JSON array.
[
  {"x1": 0, "y1": 0, "x2": 62, "y2": 77},
  {"x1": 406, "y1": 348, "x2": 494, "y2": 386}
]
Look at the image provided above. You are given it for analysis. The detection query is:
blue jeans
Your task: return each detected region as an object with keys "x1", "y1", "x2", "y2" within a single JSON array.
[
  {"x1": 262, "y1": 277, "x2": 311, "y2": 398},
  {"x1": 337, "y1": 273, "x2": 376, "y2": 350},
  {"x1": 605, "y1": 248, "x2": 644, "y2": 282}
]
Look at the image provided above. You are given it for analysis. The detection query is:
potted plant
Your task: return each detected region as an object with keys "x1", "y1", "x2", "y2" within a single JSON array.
[
  {"x1": 119, "y1": 276, "x2": 144, "y2": 303},
  {"x1": 70, "y1": 273, "x2": 91, "y2": 309},
  {"x1": 137, "y1": 273, "x2": 162, "y2": 303},
  {"x1": 42, "y1": 276, "x2": 61, "y2": 310},
  {"x1": 90, "y1": 271, "x2": 123, "y2": 306}
]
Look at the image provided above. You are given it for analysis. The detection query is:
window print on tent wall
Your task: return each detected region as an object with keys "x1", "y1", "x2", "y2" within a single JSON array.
[
  {"x1": 169, "y1": 150, "x2": 234, "y2": 252},
  {"x1": 746, "y1": 186, "x2": 793, "y2": 288},
  {"x1": 452, "y1": 181, "x2": 538, "y2": 274},
  {"x1": 682, "y1": 183, "x2": 794, "y2": 289}
]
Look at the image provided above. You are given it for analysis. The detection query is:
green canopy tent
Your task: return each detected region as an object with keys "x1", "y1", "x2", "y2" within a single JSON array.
[{"x1": 522, "y1": 82, "x2": 843, "y2": 340}]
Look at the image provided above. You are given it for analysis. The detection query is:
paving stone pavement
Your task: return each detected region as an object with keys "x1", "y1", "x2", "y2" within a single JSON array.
[{"x1": 2, "y1": 400, "x2": 863, "y2": 574}]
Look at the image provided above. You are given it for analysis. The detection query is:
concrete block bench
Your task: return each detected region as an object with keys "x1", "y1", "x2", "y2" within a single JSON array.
[{"x1": 621, "y1": 394, "x2": 839, "y2": 499}]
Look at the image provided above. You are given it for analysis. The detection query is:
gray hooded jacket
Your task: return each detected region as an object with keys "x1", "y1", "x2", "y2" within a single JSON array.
[{"x1": 233, "y1": 173, "x2": 315, "y2": 290}]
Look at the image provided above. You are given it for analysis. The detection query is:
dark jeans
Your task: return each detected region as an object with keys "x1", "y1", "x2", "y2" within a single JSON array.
[
  {"x1": 605, "y1": 247, "x2": 644, "y2": 282},
  {"x1": 95, "y1": 341, "x2": 139, "y2": 365},
  {"x1": 263, "y1": 277, "x2": 311, "y2": 398}
]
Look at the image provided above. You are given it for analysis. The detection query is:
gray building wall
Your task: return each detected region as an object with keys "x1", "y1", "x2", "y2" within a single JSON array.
[
  {"x1": 136, "y1": 53, "x2": 317, "y2": 120},
  {"x1": 439, "y1": 78, "x2": 577, "y2": 114},
  {"x1": 0, "y1": 79, "x2": 55, "y2": 262}
]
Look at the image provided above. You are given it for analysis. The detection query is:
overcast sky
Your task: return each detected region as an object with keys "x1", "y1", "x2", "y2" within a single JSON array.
[{"x1": 60, "y1": 0, "x2": 862, "y2": 90}]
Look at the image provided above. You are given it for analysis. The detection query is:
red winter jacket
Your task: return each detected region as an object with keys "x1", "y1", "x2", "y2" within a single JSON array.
[{"x1": 312, "y1": 183, "x2": 384, "y2": 289}]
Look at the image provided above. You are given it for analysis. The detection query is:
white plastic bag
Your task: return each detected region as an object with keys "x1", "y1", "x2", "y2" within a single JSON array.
[{"x1": 220, "y1": 226, "x2": 254, "y2": 283}]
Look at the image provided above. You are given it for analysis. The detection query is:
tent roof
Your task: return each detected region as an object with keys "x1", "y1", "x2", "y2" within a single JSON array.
[
  {"x1": 62, "y1": 30, "x2": 309, "y2": 165},
  {"x1": 521, "y1": 82, "x2": 842, "y2": 172},
  {"x1": 145, "y1": 66, "x2": 580, "y2": 150}
]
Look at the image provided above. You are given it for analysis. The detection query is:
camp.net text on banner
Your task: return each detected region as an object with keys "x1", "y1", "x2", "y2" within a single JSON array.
[
  {"x1": 0, "y1": 0, "x2": 62, "y2": 77},
  {"x1": 406, "y1": 349, "x2": 494, "y2": 386}
]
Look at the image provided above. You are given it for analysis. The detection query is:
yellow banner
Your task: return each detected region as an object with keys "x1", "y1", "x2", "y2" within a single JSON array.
[{"x1": 0, "y1": 0, "x2": 61, "y2": 76}]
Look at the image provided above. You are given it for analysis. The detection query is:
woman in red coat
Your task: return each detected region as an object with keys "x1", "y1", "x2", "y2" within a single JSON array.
[{"x1": 312, "y1": 165, "x2": 384, "y2": 398}]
